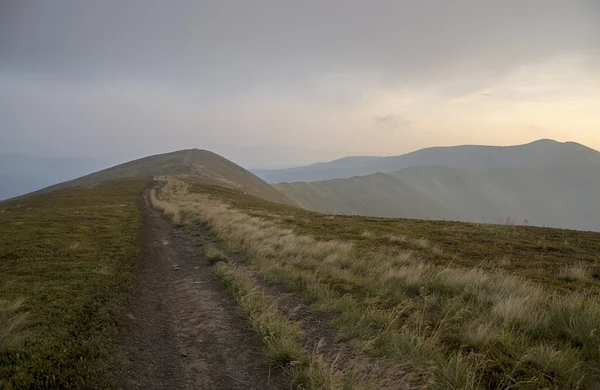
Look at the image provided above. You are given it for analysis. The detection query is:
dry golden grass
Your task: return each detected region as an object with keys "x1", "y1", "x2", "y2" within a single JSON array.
[
  {"x1": 213, "y1": 262, "x2": 391, "y2": 389},
  {"x1": 150, "y1": 187, "x2": 181, "y2": 223},
  {"x1": 0, "y1": 298, "x2": 27, "y2": 353},
  {"x1": 204, "y1": 245, "x2": 228, "y2": 264},
  {"x1": 153, "y1": 177, "x2": 600, "y2": 389},
  {"x1": 557, "y1": 262, "x2": 591, "y2": 281}
]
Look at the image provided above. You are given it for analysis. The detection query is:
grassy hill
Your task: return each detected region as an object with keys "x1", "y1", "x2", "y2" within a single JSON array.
[
  {"x1": 0, "y1": 149, "x2": 299, "y2": 387},
  {"x1": 28, "y1": 149, "x2": 297, "y2": 206},
  {"x1": 0, "y1": 180, "x2": 147, "y2": 387},
  {"x1": 275, "y1": 172, "x2": 456, "y2": 220},
  {"x1": 2, "y1": 149, "x2": 600, "y2": 388},
  {"x1": 276, "y1": 164, "x2": 600, "y2": 231},
  {"x1": 256, "y1": 139, "x2": 600, "y2": 183},
  {"x1": 395, "y1": 164, "x2": 600, "y2": 230},
  {"x1": 152, "y1": 177, "x2": 600, "y2": 388}
]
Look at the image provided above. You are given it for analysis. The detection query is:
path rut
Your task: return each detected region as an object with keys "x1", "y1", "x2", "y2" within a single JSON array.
[{"x1": 119, "y1": 194, "x2": 288, "y2": 389}]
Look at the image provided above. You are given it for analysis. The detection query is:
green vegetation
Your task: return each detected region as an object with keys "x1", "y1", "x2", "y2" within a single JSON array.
[
  {"x1": 156, "y1": 177, "x2": 600, "y2": 389},
  {"x1": 34, "y1": 148, "x2": 297, "y2": 206},
  {"x1": 204, "y1": 245, "x2": 228, "y2": 264},
  {"x1": 213, "y1": 264, "x2": 306, "y2": 373},
  {"x1": 0, "y1": 180, "x2": 147, "y2": 388},
  {"x1": 214, "y1": 261, "x2": 379, "y2": 389},
  {"x1": 189, "y1": 181, "x2": 600, "y2": 295},
  {"x1": 275, "y1": 164, "x2": 600, "y2": 232}
]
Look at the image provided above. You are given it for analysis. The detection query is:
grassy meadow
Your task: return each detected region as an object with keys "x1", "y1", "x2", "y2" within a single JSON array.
[
  {"x1": 155, "y1": 177, "x2": 600, "y2": 389},
  {"x1": 0, "y1": 180, "x2": 147, "y2": 388}
]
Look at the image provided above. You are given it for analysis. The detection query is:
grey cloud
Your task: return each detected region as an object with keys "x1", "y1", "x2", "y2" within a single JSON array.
[
  {"x1": 374, "y1": 115, "x2": 412, "y2": 130},
  {"x1": 1, "y1": 0, "x2": 599, "y2": 165},
  {"x1": 1, "y1": 0, "x2": 598, "y2": 91}
]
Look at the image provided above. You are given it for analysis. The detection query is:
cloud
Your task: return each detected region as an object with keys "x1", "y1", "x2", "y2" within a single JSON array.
[
  {"x1": 1, "y1": 0, "x2": 599, "y2": 164},
  {"x1": 1, "y1": 1, "x2": 598, "y2": 91},
  {"x1": 374, "y1": 115, "x2": 412, "y2": 130}
]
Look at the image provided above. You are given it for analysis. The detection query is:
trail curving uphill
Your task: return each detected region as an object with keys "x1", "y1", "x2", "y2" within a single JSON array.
[{"x1": 119, "y1": 193, "x2": 288, "y2": 389}]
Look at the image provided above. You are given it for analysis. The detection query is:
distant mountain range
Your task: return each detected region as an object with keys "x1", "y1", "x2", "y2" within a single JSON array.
[
  {"x1": 5, "y1": 139, "x2": 600, "y2": 231},
  {"x1": 254, "y1": 139, "x2": 600, "y2": 183},
  {"x1": 272, "y1": 140, "x2": 600, "y2": 231}
]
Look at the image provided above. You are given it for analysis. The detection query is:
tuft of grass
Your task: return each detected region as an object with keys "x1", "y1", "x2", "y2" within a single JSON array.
[
  {"x1": 522, "y1": 345, "x2": 584, "y2": 388},
  {"x1": 360, "y1": 231, "x2": 375, "y2": 239},
  {"x1": 213, "y1": 262, "x2": 359, "y2": 388},
  {"x1": 150, "y1": 187, "x2": 181, "y2": 223},
  {"x1": 0, "y1": 298, "x2": 27, "y2": 353},
  {"x1": 497, "y1": 255, "x2": 512, "y2": 267},
  {"x1": 204, "y1": 245, "x2": 228, "y2": 264},
  {"x1": 213, "y1": 261, "x2": 305, "y2": 367},
  {"x1": 557, "y1": 262, "x2": 591, "y2": 282}
]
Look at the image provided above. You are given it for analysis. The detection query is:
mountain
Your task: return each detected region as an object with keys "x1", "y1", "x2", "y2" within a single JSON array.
[
  {"x1": 23, "y1": 149, "x2": 297, "y2": 206},
  {"x1": 0, "y1": 153, "x2": 109, "y2": 200},
  {"x1": 256, "y1": 139, "x2": 600, "y2": 183},
  {"x1": 275, "y1": 172, "x2": 456, "y2": 220},
  {"x1": 5, "y1": 150, "x2": 600, "y2": 389},
  {"x1": 275, "y1": 164, "x2": 600, "y2": 231}
]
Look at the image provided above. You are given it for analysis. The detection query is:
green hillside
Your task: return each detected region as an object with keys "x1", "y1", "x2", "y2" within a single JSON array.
[
  {"x1": 30, "y1": 149, "x2": 297, "y2": 207},
  {"x1": 395, "y1": 165, "x2": 600, "y2": 230},
  {"x1": 0, "y1": 180, "x2": 147, "y2": 387},
  {"x1": 2, "y1": 149, "x2": 600, "y2": 388},
  {"x1": 153, "y1": 177, "x2": 600, "y2": 388},
  {"x1": 276, "y1": 164, "x2": 600, "y2": 231},
  {"x1": 275, "y1": 172, "x2": 456, "y2": 219}
]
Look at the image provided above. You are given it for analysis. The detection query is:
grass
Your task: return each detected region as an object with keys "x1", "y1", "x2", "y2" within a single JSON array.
[
  {"x1": 0, "y1": 180, "x2": 147, "y2": 388},
  {"x1": 557, "y1": 262, "x2": 592, "y2": 282},
  {"x1": 0, "y1": 299, "x2": 27, "y2": 353},
  {"x1": 154, "y1": 177, "x2": 600, "y2": 389},
  {"x1": 150, "y1": 187, "x2": 180, "y2": 223},
  {"x1": 213, "y1": 262, "x2": 358, "y2": 389},
  {"x1": 204, "y1": 245, "x2": 228, "y2": 264},
  {"x1": 188, "y1": 180, "x2": 600, "y2": 295}
]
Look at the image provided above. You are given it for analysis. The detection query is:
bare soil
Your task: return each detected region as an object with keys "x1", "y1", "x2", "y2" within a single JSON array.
[{"x1": 118, "y1": 194, "x2": 289, "y2": 389}]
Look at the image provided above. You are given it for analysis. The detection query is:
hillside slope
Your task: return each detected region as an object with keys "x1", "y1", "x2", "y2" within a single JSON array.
[
  {"x1": 395, "y1": 165, "x2": 600, "y2": 230},
  {"x1": 257, "y1": 139, "x2": 600, "y2": 183},
  {"x1": 24, "y1": 149, "x2": 297, "y2": 206},
  {"x1": 275, "y1": 173, "x2": 456, "y2": 220},
  {"x1": 154, "y1": 177, "x2": 600, "y2": 388},
  {"x1": 276, "y1": 164, "x2": 600, "y2": 231}
]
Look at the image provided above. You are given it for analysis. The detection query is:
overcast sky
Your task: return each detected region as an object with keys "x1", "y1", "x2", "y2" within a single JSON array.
[{"x1": 1, "y1": 1, "x2": 599, "y2": 168}]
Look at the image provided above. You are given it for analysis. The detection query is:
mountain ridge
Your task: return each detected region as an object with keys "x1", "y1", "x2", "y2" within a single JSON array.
[
  {"x1": 255, "y1": 139, "x2": 600, "y2": 183},
  {"x1": 8, "y1": 149, "x2": 297, "y2": 206},
  {"x1": 275, "y1": 162, "x2": 600, "y2": 232}
]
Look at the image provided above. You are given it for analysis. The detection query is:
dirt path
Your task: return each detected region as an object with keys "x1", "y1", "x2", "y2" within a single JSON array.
[{"x1": 119, "y1": 194, "x2": 289, "y2": 389}]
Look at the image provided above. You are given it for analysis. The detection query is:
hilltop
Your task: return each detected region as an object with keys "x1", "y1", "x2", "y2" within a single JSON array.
[
  {"x1": 255, "y1": 139, "x2": 600, "y2": 183},
  {"x1": 25, "y1": 148, "x2": 297, "y2": 206}
]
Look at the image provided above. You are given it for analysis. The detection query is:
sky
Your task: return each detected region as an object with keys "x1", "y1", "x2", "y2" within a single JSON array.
[{"x1": 1, "y1": 0, "x2": 599, "y2": 168}]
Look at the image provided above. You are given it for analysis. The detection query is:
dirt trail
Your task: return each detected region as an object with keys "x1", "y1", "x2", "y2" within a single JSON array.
[{"x1": 119, "y1": 194, "x2": 288, "y2": 389}]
